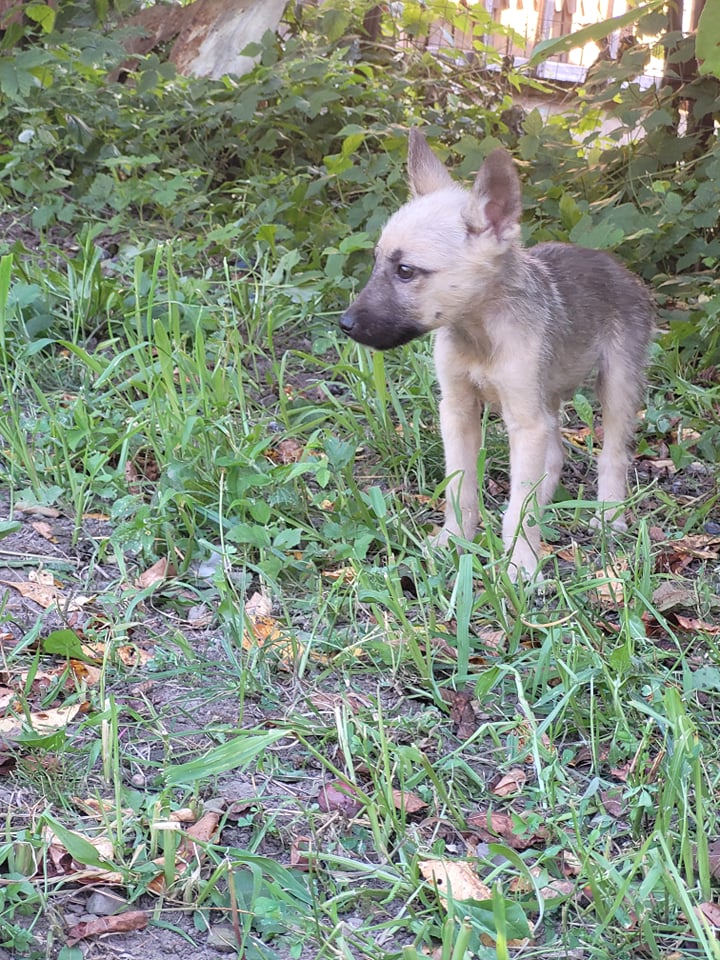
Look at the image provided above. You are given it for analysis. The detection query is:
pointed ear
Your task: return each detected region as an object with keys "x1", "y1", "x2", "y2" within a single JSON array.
[
  {"x1": 464, "y1": 148, "x2": 522, "y2": 240},
  {"x1": 407, "y1": 128, "x2": 454, "y2": 197}
]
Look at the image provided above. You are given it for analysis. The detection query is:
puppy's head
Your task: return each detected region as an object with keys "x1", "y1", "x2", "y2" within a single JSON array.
[{"x1": 340, "y1": 129, "x2": 522, "y2": 350}]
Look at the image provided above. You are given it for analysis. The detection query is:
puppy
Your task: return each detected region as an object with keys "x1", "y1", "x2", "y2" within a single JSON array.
[{"x1": 340, "y1": 129, "x2": 654, "y2": 577}]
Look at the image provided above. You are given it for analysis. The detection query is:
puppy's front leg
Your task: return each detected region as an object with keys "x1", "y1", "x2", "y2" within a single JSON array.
[
  {"x1": 436, "y1": 384, "x2": 483, "y2": 544},
  {"x1": 502, "y1": 416, "x2": 552, "y2": 578}
]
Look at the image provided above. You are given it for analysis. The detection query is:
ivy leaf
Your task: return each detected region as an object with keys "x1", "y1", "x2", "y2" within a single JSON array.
[
  {"x1": 26, "y1": 3, "x2": 56, "y2": 33},
  {"x1": 697, "y1": 0, "x2": 720, "y2": 78}
]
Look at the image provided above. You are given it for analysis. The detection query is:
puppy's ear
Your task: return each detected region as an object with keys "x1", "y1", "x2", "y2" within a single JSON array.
[
  {"x1": 464, "y1": 148, "x2": 522, "y2": 241},
  {"x1": 407, "y1": 128, "x2": 454, "y2": 197}
]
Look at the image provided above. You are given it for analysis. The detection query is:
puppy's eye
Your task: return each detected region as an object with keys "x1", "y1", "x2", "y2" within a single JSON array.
[{"x1": 396, "y1": 264, "x2": 415, "y2": 281}]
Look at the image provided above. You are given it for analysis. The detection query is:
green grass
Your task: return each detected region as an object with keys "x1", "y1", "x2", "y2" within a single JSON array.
[{"x1": 0, "y1": 234, "x2": 719, "y2": 960}]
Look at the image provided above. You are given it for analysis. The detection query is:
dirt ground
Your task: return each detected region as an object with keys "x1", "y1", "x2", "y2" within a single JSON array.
[{"x1": 0, "y1": 492, "x2": 468, "y2": 959}]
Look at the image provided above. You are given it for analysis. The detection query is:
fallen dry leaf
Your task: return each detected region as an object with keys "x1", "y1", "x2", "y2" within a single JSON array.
[
  {"x1": 391, "y1": 788, "x2": 428, "y2": 814},
  {"x1": 68, "y1": 661, "x2": 102, "y2": 686},
  {"x1": 0, "y1": 685, "x2": 16, "y2": 712},
  {"x1": 419, "y1": 858, "x2": 491, "y2": 904},
  {"x1": 445, "y1": 688, "x2": 479, "y2": 740},
  {"x1": 467, "y1": 809, "x2": 547, "y2": 851},
  {"x1": 67, "y1": 910, "x2": 148, "y2": 944},
  {"x1": 135, "y1": 557, "x2": 176, "y2": 590},
  {"x1": 510, "y1": 866, "x2": 575, "y2": 901},
  {"x1": 116, "y1": 644, "x2": 153, "y2": 668},
  {"x1": 44, "y1": 827, "x2": 124, "y2": 885},
  {"x1": 651, "y1": 580, "x2": 697, "y2": 612},
  {"x1": 15, "y1": 503, "x2": 60, "y2": 518},
  {"x1": 148, "y1": 810, "x2": 221, "y2": 895},
  {"x1": 266, "y1": 437, "x2": 305, "y2": 464},
  {"x1": 31, "y1": 520, "x2": 56, "y2": 542},
  {"x1": 321, "y1": 566, "x2": 356, "y2": 584},
  {"x1": 0, "y1": 703, "x2": 82, "y2": 738},
  {"x1": 673, "y1": 614, "x2": 720, "y2": 636},
  {"x1": 290, "y1": 835, "x2": 312, "y2": 870},
  {"x1": 318, "y1": 780, "x2": 363, "y2": 817},
  {"x1": 0, "y1": 577, "x2": 62, "y2": 609},
  {"x1": 492, "y1": 768, "x2": 527, "y2": 798},
  {"x1": 592, "y1": 558, "x2": 629, "y2": 606},
  {"x1": 666, "y1": 534, "x2": 720, "y2": 561},
  {"x1": 0, "y1": 575, "x2": 93, "y2": 612},
  {"x1": 600, "y1": 788, "x2": 625, "y2": 818},
  {"x1": 695, "y1": 901, "x2": 720, "y2": 929}
]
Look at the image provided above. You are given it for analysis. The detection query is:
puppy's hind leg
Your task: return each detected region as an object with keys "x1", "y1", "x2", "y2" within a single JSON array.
[{"x1": 594, "y1": 360, "x2": 645, "y2": 531}]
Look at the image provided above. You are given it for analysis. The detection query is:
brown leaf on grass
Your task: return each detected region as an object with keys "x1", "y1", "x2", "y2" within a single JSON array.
[
  {"x1": 592, "y1": 558, "x2": 629, "y2": 606},
  {"x1": 318, "y1": 780, "x2": 363, "y2": 817},
  {"x1": 510, "y1": 867, "x2": 575, "y2": 901},
  {"x1": 72, "y1": 797, "x2": 134, "y2": 819},
  {"x1": 0, "y1": 576, "x2": 62, "y2": 609},
  {"x1": 135, "y1": 557, "x2": 176, "y2": 590},
  {"x1": 421, "y1": 860, "x2": 536, "y2": 948},
  {"x1": 658, "y1": 534, "x2": 720, "y2": 574},
  {"x1": 0, "y1": 575, "x2": 94, "y2": 612},
  {"x1": 418, "y1": 858, "x2": 491, "y2": 905},
  {"x1": 673, "y1": 614, "x2": 720, "y2": 636},
  {"x1": 477, "y1": 627, "x2": 506, "y2": 651},
  {"x1": 708, "y1": 839, "x2": 720, "y2": 880},
  {"x1": 445, "y1": 688, "x2": 479, "y2": 740},
  {"x1": 569, "y1": 744, "x2": 610, "y2": 768},
  {"x1": 391, "y1": 788, "x2": 428, "y2": 814},
  {"x1": 0, "y1": 703, "x2": 83, "y2": 738},
  {"x1": 15, "y1": 503, "x2": 60, "y2": 518},
  {"x1": 651, "y1": 580, "x2": 697, "y2": 612},
  {"x1": 672, "y1": 533, "x2": 720, "y2": 559},
  {"x1": 68, "y1": 661, "x2": 102, "y2": 686},
  {"x1": 116, "y1": 644, "x2": 153, "y2": 668},
  {"x1": 290, "y1": 835, "x2": 312, "y2": 871},
  {"x1": 44, "y1": 828, "x2": 124, "y2": 885},
  {"x1": 67, "y1": 910, "x2": 148, "y2": 944},
  {"x1": 0, "y1": 751, "x2": 16, "y2": 776},
  {"x1": 492, "y1": 768, "x2": 527, "y2": 798},
  {"x1": 184, "y1": 810, "x2": 220, "y2": 842},
  {"x1": 0, "y1": 685, "x2": 16, "y2": 712},
  {"x1": 147, "y1": 810, "x2": 221, "y2": 895},
  {"x1": 265, "y1": 437, "x2": 305, "y2": 464},
  {"x1": 514, "y1": 721, "x2": 554, "y2": 761},
  {"x1": 321, "y1": 566, "x2": 356, "y2": 584},
  {"x1": 695, "y1": 901, "x2": 720, "y2": 929},
  {"x1": 600, "y1": 788, "x2": 626, "y2": 818},
  {"x1": 31, "y1": 521, "x2": 57, "y2": 542},
  {"x1": 467, "y1": 809, "x2": 547, "y2": 851}
]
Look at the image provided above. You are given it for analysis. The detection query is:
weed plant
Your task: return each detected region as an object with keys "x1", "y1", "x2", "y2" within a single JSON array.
[{"x1": 0, "y1": 4, "x2": 719, "y2": 959}]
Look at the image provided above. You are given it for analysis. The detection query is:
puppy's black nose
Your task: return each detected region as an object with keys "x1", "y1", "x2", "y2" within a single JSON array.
[{"x1": 339, "y1": 313, "x2": 355, "y2": 333}]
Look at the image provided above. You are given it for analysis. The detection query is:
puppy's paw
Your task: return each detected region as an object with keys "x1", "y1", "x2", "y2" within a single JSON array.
[
  {"x1": 507, "y1": 542, "x2": 542, "y2": 583},
  {"x1": 428, "y1": 526, "x2": 459, "y2": 551},
  {"x1": 590, "y1": 508, "x2": 628, "y2": 533}
]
